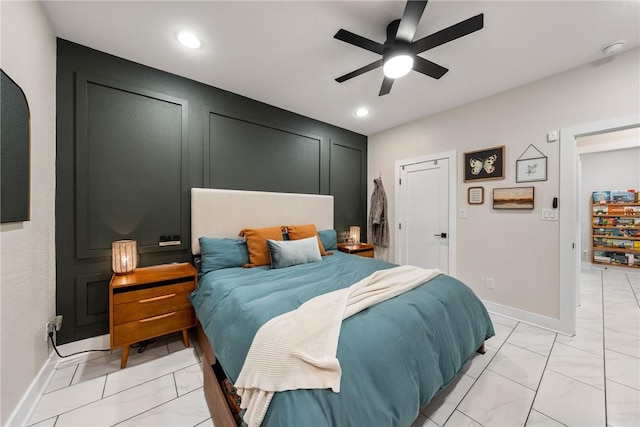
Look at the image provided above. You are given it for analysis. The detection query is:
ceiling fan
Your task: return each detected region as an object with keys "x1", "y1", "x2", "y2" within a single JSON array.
[{"x1": 334, "y1": 0, "x2": 484, "y2": 96}]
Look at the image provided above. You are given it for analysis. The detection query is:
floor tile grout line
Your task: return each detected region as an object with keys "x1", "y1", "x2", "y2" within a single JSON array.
[
  {"x1": 102, "y1": 366, "x2": 192, "y2": 399},
  {"x1": 28, "y1": 375, "x2": 108, "y2": 426},
  {"x1": 109, "y1": 386, "x2": 207, "y2": 427},
  {"x1": 437, "y1": 321, "x2": 518, "y2": 427},
  {"x1": 604, "y1": 346, "x2": 640, "y2": 360},
  {"x1": 605, "y1": 376, "x2": 640, "y2": 392},
  {"x1": 600, "y1": 269, "x2": 609, "y2": 427},
  {"x1": 521, "y1": 330, "x2": 557, "y2": 427},
  {"x1": 68, "y1": 363, "x2": 80, "y2": 390},
  {"x1": 544, "y1": 366, "x2": 605, "y2": 391},
  {"x1": 54, "y1": 373, "x2": 179, "y2": 424},
  {"x1": 531, "y1": 408, "x2": 570, "y2": 427}
]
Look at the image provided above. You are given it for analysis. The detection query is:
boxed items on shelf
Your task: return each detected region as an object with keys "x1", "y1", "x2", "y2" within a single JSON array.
[
  {"x1": 593, "y1": 252, "x2": 611, "y2": 263},
  {"x1": 610, "y1": 190, "x2": 637, "y2": 203},
  {"x1": 608, "y1": 206, "x2": 627, "y2": 215},
  {"x1": 616, "y1": 217, "x2": 637, "y2": 226},
  {"x1": 592, "y1": 191, "x2": 611, "y2": 204},
  {"x1": 592, "y1": 206, "x2": 608, "y2": 215}
]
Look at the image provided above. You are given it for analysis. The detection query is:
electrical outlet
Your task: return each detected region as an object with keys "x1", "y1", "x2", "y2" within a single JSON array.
[
  {"x1": 54, "y1": 315, "x2": 63, "y2": 331},
  {"x1": 486, "y1": 277, "x2": 495, "y2": 289},
  {"x1": 45, "y1": 321, "x2": 54, "y2": 342}
]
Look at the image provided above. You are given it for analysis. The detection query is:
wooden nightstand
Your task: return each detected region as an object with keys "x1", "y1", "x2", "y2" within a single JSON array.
[
  {"x1": 337, "y1": 243, "x2": 375, "y2": 258},
  {"x1": 109, "y1": 262, "x2": 197, "y2": 368}
]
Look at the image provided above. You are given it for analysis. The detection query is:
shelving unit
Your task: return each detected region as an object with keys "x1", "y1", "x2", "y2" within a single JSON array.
[{"x1": 591, "y1": 192, "x2": 640, "y2": 269}]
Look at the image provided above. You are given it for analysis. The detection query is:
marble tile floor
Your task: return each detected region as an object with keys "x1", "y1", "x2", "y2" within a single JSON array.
[{"x1": 26, "y1": 265, "x2": 638, "y2": 426}]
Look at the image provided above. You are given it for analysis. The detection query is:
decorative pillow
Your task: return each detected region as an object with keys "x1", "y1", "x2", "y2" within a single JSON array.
[
  {"x1": 199, "y1": 237, "x2": 249, "y2": 275},
  {"x1": 318, "y1": 229, "x2": 338, "y2": 251},
  {"x1": 285, "y1": 224, "x2": 327, "y2": 255},
  {"x1": 267, "y1": 237, "x2": 322, "y2": 269},
  {"x1": 239, "y1": 226, "x2": 284, "y2": 267}
]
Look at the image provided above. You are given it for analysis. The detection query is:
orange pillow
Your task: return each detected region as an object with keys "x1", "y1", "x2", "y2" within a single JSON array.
[
  {"x1": 285, "y1": 224, "x2": 327, "y2": 256},
  {"x1": 239, "y1": 226, "x2": 284, "y2": 267}
]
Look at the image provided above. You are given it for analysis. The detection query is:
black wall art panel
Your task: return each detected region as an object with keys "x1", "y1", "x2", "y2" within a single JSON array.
[
  {"x1": 56, "y1": 39, "x2": 367, "y2": 343},
  {"x1": 1, "y1": 69, "x2": 30, "y2": 223}
]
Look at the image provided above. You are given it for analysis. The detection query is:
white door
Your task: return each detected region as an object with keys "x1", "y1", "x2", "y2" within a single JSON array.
[{"x1": 398, "y1": 158, "x2": 449, "y2": 272}]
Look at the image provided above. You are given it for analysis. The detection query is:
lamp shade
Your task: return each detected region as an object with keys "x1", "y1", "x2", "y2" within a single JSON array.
[
  {"x1": 349, "y1": 226, "x2": 361, "y2": 245},
  {"x1": 112, "y1": 240, "x2": 137, "y2": 274}
]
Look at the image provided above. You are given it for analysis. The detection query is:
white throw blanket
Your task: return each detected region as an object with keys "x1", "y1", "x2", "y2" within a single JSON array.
[{"x1": 234, "y1": 265, "x2": 442, "y2": 427}]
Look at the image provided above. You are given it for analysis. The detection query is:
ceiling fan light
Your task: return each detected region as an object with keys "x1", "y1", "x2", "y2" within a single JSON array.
[{"x1": 383, "y1": 54, "x2": 413, "y2": 79}]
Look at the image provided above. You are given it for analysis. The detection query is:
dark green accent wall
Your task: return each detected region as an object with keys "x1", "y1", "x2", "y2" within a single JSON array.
[{"x1": 56, "y1": 39, "x2": 367, "y2": 344}]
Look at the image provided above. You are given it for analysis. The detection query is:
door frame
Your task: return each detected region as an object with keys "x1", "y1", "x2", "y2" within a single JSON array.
[
  {"x1": 559, "y1": 114, "x2": 639, "y2": 335},
  {"x1": 395, "y1": 150, "x2": 458, "y2": 276}
]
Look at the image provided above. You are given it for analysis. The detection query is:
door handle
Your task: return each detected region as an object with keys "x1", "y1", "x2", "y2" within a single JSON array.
[{"x1": 433, "y1": 233, "x2": 447, "y2": 238}]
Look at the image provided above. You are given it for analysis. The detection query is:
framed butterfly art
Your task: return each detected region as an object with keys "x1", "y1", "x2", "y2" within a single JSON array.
[{"x1": 463, "y1": 146, "x2": 505, "y2": 182}]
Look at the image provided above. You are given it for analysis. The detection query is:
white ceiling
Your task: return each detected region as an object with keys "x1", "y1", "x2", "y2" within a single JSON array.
[{"x1": 40, "y1": 0, "x2": 640, "y2": 136}]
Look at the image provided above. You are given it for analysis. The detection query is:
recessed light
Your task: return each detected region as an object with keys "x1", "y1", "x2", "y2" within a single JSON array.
[
  {"x1": 177, "y1": 31, "x2": 201, "y2": 49},
  {"x1": 355, "y1": 107, "x2": 370, "y2": 117}
]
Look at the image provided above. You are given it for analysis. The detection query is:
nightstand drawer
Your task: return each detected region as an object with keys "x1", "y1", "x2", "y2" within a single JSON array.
[
  {"x1": 113, "y1": 280, "x2": 195, "y2": 305},
  {"x1": 358, "y1": 251, "x2": 374, "y2": 258},
  {"x1": 112, "y1": 290, "x2": 193, "y2": 325},
  {"x1": 112, "y1": 307, "x2": 195, "y2": 347}
]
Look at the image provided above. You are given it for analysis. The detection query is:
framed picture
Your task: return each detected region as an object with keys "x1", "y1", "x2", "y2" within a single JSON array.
[
  {"x1": 464, "y1": 146, "x2": 505, "y2": 182},
  {"x1": 493, "y1": 186, "x2": 534, "y2": 210},
  {"x1": 516, "y1": 157, "x2": 547, "y2": 182},
  {"x1": 468, "y1": 187, "x2": 484, "y2": 204}
]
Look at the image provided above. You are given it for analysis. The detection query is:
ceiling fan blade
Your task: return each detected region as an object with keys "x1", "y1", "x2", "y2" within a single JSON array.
[
  {"x1": 396, "y1": 1, "x2": 428, "y2": 42},
  {"x1": 335, "y1": 59, "x2": 384, "y2": 83},
  {"x1": 379, "y1": 76, "x2": 394, "y2": 96},
  {"x1": 413, "y1": 56, "x2": 448, "y2": 79},
  {"x1": 412, "y1": 13, "x2": 484, "y2": 54},
  {"x1": 334, "y1": 29, "x2": 385, "y2": 55}
]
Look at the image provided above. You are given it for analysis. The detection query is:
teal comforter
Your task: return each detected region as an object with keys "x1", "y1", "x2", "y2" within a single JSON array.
[{"x1": 190, "y1": 252, "x2": 494, "y2": 427}]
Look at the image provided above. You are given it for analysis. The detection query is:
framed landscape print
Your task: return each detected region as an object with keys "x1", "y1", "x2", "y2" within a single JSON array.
[
  {"x1": 464, "y1": 145, "x2": 505, "y2": 182},
  {"x1": 493, "y1": 186, "x2": 535, "y2": 210}
]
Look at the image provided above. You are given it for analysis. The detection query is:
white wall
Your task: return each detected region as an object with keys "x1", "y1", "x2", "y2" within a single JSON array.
[
  {"x1": 579, "y1": 147, "x2": 640, "y2": 262},
  {"x1": 0, "y1": 1, "x2": 56, "y2": 424},
  {"x1": 368, "y1": 48, "x2": 640, "y2": 321}
]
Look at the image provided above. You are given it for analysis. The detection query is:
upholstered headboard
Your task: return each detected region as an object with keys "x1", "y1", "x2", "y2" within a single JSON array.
[{"x1": 190, "y1": 188, "x2": 334, "y2": 255}]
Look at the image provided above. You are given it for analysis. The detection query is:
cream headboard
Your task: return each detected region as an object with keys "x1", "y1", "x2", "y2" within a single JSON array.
[{"x1": 191, "y1": 188, "x2": 334, "y2": 255}]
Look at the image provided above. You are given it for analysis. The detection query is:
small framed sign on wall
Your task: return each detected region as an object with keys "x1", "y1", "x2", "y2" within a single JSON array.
[
  {"x1": 468, "y1": 187, "x2": 484, "y2": 204},
  {"x1": 464, "y1": 146, "x2": 505, "y2": 182}
]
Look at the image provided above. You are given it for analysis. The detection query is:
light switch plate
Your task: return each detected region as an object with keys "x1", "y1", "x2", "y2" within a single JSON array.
[{"x1": 541, "y1": 208, "x2": 558, "y2": 221}]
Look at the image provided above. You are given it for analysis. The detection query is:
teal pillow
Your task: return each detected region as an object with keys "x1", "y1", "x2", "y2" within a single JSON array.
[
  {"x1": 267, "y1": 237, "x2": 322, "y2": 269},
  {"x1": 318, "y1": 229, "x2": 338, "y2": 251},
  {"x1": 199, "y1": 237, "x2": 249, "y2": 274}
]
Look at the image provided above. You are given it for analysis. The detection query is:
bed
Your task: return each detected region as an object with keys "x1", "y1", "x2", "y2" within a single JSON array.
[{"x1": 189, "y1": 188, "x2": 494, "y2": 427}]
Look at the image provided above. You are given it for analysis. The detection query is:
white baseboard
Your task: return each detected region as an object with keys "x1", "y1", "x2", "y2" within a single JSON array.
[
  {"x1": 5, "y1": 334, "x2": 111, "y2": 426},
  {"x1": 483, "y1": 300, "x2": 572, "y2": 337},
  {"x1": 5, "y1": 351, "x2": 57, "y2": 427}
]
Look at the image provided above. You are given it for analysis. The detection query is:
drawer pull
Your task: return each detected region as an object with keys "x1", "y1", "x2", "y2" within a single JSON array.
[
  {"x1": 139, "y1": 312, "x2": 176, "y2": 323},
  {"x1": 138, "y1": 293, "x2": 176, "y2": 304}
]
